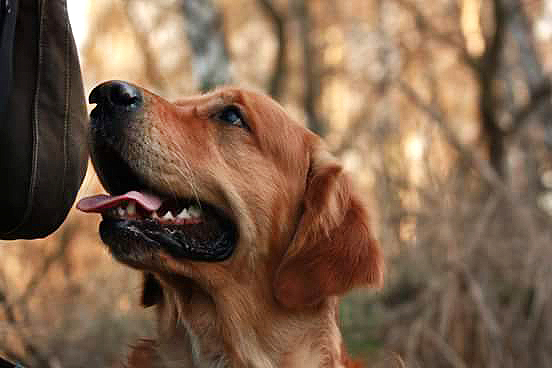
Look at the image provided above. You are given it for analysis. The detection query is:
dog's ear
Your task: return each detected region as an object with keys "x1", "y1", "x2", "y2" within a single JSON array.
[
  {"x1": 273, "y1": 146, "x2": 384, "y2": 309},
  {"x1": 141, "y1": 273, "x2": 163, "y2": 307}
]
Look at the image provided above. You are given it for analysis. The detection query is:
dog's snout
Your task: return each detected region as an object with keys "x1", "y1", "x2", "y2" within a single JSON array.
[
  {"x1": 89, "y1": 80, "x2": 143, "y2": 110},
  {"x1": 89, "y1": 81, "x2": 145, "y2": 151}
]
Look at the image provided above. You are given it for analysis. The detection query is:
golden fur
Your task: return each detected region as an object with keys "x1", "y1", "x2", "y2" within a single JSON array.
[{"x1": 93, "y1": 85, "x2": 384, "y2": 368}]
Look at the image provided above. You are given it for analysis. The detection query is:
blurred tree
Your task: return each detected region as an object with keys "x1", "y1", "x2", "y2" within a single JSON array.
[
  {"x1": 181, "y1": 0, "x2": 232, "y2": 92},
  {"x1": 257, "y1": 0, "x2": 287, "y2": 99},
  {"x1": 380, "y1": 1, "x2": 552, "y2": 367},
  {"x1": 294, "y1": 0, "x2": 327, "y2": 135},
  {"x1": 399, "y1": 0, "x2": 552, "y2": 179}
]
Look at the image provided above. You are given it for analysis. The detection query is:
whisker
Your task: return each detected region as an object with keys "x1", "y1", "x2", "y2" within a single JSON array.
[{"x1": 172, "y1": 153, "x2": 203, "y2": 209}]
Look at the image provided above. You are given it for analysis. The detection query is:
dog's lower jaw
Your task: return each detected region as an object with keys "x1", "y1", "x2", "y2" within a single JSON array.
[{"x1": 145, "y1": 282, "x2": 350, "y2": 368}]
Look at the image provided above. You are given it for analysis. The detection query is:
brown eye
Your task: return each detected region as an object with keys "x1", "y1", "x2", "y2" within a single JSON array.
[{"x1": 215, "y1": 106, "x2": 248, "y2": 130}]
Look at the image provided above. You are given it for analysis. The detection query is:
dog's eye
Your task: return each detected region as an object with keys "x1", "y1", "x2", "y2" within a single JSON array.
[{"x1": 215, "y1": 106, "x2": 248, "y2": 129}]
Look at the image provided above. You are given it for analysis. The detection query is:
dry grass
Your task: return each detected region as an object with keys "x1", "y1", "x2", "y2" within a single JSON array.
[{"x1": 340, "y1": 164, "x2": 552, "y2": 368}]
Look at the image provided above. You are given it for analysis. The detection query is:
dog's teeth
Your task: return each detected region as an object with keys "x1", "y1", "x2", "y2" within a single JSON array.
[
  {"x1": 188, "y1": 205, "x2": 202, "y2": 218},
  {"x1": 162, "y1": 211, "x2": 174, "y2": 221},
  {"x1": 127, "y1": 202, "x2": 136, "y2": 216},
  {"x1": 151, "y1": 212, "x2": 160, "y2": 220},
  {"x1": 176, "y1": 208, "x2": 190, "y2": 219},
  {"x1": 117, "y1": 207, "x2": 126, "y2": 217}
]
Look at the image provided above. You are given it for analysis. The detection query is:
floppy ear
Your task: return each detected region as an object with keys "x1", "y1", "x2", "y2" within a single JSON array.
[
  {"x1": 141, "y1": 272, "x2": 163, "y2": 307},
  {"x1": 273, "y1": 147, "x2": 384, "y2": 309}
]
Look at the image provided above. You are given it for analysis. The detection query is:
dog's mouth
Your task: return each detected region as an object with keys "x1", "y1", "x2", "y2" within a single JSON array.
[{"x1": 77, "y1": 146, "x2": 237, "y2": 263}]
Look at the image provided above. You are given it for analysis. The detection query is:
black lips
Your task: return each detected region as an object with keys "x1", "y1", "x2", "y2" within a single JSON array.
[{"x1": 100, "y1": 217, "x2": 236, "y2": 263}]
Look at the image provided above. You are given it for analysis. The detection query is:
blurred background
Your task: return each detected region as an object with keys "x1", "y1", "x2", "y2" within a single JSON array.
[{"x1": 2, "y1": 0, "x2": 552, "y2": 366}]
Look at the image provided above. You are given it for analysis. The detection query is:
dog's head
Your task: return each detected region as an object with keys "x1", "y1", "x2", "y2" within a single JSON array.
[{"x1": 78, "y1": 81, "x2": 383, "y2": 310}]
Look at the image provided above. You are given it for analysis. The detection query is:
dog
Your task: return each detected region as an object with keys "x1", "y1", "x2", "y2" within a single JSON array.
[{"x1": 77, "y1": 81, "x2": 384, "y2": 368}]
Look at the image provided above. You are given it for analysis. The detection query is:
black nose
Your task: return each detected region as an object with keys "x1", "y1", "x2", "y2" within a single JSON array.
[{"x1": 89, "y1": 80, "x2": 142, "y2": 110}]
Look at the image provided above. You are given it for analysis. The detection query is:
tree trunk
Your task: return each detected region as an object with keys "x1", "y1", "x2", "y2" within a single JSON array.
[
  {"x1": 181, "y1": 0, "x2": 232, "y2": 92},
  {"x1": 294, "y1": 0, "x2": 326, "y2": 135}
]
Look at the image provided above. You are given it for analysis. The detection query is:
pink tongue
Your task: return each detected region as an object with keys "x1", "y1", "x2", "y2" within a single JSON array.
[{"x1": 76, "y1": 191, "x2": 163, "y2": 213}]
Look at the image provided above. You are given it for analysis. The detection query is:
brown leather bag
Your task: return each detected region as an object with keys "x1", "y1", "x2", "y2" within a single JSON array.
[{"x1": 0, "y1": 0, "x2": 89, "y2": 240}]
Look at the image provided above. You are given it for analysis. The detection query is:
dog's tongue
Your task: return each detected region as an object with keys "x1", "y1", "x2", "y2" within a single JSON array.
[{"x1": 76, "y1": 191, "x2": 163, "y2": 213}]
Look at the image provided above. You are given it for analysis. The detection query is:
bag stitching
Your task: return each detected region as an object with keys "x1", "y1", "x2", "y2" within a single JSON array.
[
  {"x1": 4, "y1": 0, "x2": 45, "y2": 236},
  {"x1": 55, "y1": 0, "x2": 70, "y2": 227}
]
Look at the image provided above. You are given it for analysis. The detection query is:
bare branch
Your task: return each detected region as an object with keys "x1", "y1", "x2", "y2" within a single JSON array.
[
  {"x1": 394, "y1": 0, "x2": 478, "y2": 70},
  {"x1": 1, "y1": 288, "x2": 51, "y2": 367},
  {"x1": 398, "y1": 81, "x2": 543, "y2": 266},
  {"x1": 423, "y1": 328, "x2": 469, "y2": 368},
  {"x1": 398, "y1": 80, "x2": 504, "y2": 190},
  {"x1": 0, "y1": 225, "x2": 78, "y2": 366},
  {"x1": 509, "y1": 81, "x2": 552, "y2": 137},
  {"x1": 7, "y1": 224, "x2": 76, "y2": 311}
]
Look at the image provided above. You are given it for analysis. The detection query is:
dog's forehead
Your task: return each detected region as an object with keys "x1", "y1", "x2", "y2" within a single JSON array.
[
  {"x1": 184, "y1": 88, "x2": 312, "y2": 176},
  {"x1": 172, "y1": 88, "x2": 241, "y2": 108},
  {"x1": 172, "y1": 88, "x2": 305, "y2": 133}
]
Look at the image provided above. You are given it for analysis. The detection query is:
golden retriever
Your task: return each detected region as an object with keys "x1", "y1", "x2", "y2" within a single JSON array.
[{"x1": 77, "y1": 81, "x2": 384, "y2": 368}]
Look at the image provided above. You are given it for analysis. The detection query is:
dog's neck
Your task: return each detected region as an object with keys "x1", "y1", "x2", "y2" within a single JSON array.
[{"x1": 148, "y1": 276, "x2": 351, "y2": 368}]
